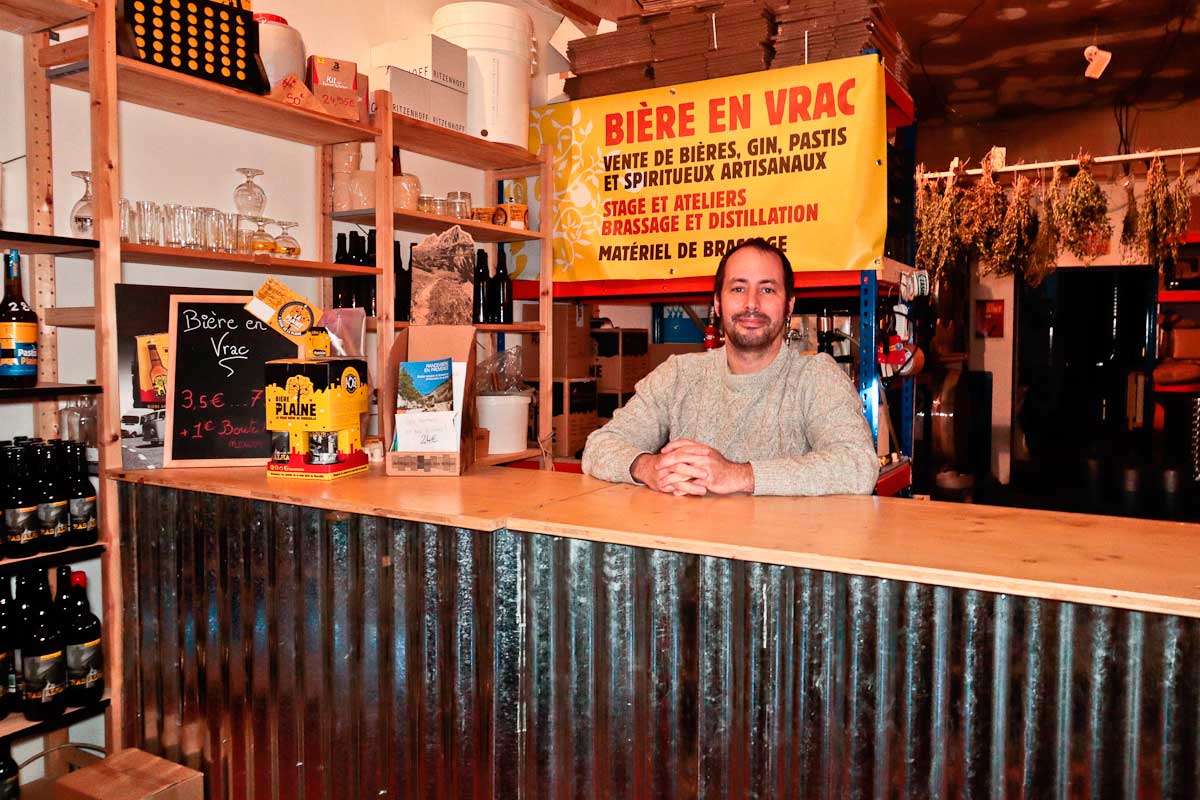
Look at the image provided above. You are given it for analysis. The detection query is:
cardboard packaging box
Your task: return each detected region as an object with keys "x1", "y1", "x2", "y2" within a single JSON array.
[
  {"x1": 429, "y1": 80, "x2": 467, "y2": 134},
  {"x1": 53, "y1": 748, "x2": 203, "y2": 799},
  {"x1": 379, "y1": 66, "x2": 431, "y2": 124},
  {"x1": 263, "y1": 358, "x2": 370, "y2": 481},
  {"x1": 373, "y1": 35, "x2": 467, "y2": 92},
  {"x1": 381, "y1": 326, "x2": 478, "y2": 477},
  {"x1": 551, "y1": 377, "x2": 600, "y2": 458},
  {"x1": 521, "y1": 303, "x2": 594, "y2": 380},
  {"x1": 306, "y1": 56, "x2": 357, "y2": 91},
  {"x1": 648, "y1": 342, "x2": 702, "y2": 369},
  {"x1": 592, "y1": 328, "x2": 650, "y2": 394}
]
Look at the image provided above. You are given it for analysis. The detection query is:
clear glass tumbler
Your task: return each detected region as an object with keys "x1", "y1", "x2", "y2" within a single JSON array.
[
  {"x1": 119, "y1": 198, "x2": 132, "y2": 243},
  {"x1": 135, "y1": 201, "x2": 161, "y2": 245},
  {"x1": 162, "y1": 203, "x2": 186, "y2": 247},
  {"x1": 182, "y1": 206, "x2": 201, "y2": 250}
]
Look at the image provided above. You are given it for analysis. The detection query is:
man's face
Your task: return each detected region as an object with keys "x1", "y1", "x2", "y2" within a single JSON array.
[{"x1": 715, "y1": 247, "x2": 792, "y2": 353}]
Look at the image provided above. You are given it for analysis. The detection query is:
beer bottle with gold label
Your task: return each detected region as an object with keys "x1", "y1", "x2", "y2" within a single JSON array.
[
  {"x1": 0, "y1": 249, "x2": 38, "y2": 389},
  {"x1": 2, "y1": 447, "x2": 39, "y2": 558},
  {"x1": 32, "y1": 445, "x2": 68, "y2": 553},
  {"x1": 22, "y1": 570, "x2": 64, "y2": 720}
]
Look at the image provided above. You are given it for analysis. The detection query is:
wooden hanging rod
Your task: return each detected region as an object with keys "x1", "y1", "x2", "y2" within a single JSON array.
[{"x1": 921, "y1": 146, "x2": 1200, "y2": 179}]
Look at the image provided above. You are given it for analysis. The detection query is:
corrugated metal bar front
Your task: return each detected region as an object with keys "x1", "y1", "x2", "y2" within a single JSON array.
[{"x1": 119, "y1": 484, "x2": 1200, "y2": 799}]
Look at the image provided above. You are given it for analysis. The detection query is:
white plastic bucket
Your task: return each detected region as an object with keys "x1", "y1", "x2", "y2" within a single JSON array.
[
  {"x1": 433, "y1": 2, "x2": 535, "y2": 147},
  {"x1": 476, "y1": 393, "x2": 531, "y2": 454}
]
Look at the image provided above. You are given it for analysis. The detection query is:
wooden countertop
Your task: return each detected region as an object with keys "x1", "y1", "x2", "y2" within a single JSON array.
[
  {"x1": 109, "y1": 463, "x2": 609, "y2": 532},
  {"x1": 112, "y1": 466, "x2": 1200, "y2": 618},
  {"x1": 508, "y1": 483, "x2": 1200, "y2": 619}
]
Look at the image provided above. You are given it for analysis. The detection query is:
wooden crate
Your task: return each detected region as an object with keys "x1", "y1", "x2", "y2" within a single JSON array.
[{"x1": 592, "y1": 328, "x2": 649, "y2": 393}]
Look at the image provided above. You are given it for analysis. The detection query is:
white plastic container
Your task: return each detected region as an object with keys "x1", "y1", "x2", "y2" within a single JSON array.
[
  {"x1": 433, "y1": 2, "x2": 536, "y2": 147},
  {"x1": 254, "y1": 14, "x2": 305, "y2": 89},
  {"x1": 476, "y1": 393, "x2": 531, "y2": 454}
]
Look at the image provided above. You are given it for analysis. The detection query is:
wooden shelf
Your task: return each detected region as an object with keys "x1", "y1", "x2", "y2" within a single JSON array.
[
  {"x1": 1155, "y1": 383, "x2": 1200, "y2": 394},
  {"x1": 0, "y1": 382, "x2": 100, "y2": 400},
  {"x1": 366, "y1": 319, "x2": 540, "y2": 333},
  {"x1": 0, "y1": 0, "x2": 92, "y2": 34},
  {"x1": 392, "y1": 113, "x2": 541, "y2": 174},
  {"x1": 0, "y1": 544, "x2": 104, "y2": 576},
  {"x1": 476, "y1": 448, "x2": 541, "y2": 468},
  {"x1": 0, "y1": 692, "x2": 110, "y2": 743},
  {"x1": 43, "y1": 306, "x2": 95, "y2": 328},
  {"x1": 1159, "y1": 290, "x2": 1200, "y2": 304},
  {"x1": 51, "y1": 54, "x2": 378, "y2": 146},
  {"x1": 512, "y1": 270, "x2": 865, "y2": 302},
  {"x1": 333, "y1": 208, "x2": 545, "y2": 244},
  {"x1": 0, "y1": 230, "x2": 96, "y2": 255},
  {"x1": 122, "y1": 243, "x2": 380, "y2": 277}
]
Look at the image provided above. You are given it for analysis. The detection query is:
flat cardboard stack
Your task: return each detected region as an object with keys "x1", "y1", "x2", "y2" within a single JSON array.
[{"x1": 771, "y1": 0, "x2": 912, "y2": 87}]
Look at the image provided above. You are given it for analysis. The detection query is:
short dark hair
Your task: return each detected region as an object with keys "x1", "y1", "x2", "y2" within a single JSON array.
[{"x1": 713, "y1": 238, "x2": 794, "y2": 302}]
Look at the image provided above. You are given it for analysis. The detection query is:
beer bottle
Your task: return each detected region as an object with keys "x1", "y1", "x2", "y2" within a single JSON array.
[
  {"x1": 0, "y1": 249, "x2": 38, "y2": 389},
  {"x1": 64, "y1": 571, "x2": 103, "y2": 707},
  {"x1": 64, "y1": 443, "x2": 98, "y2": 547},
  {"x1": 332, "y1": 232, "x2": 349, "y2": 307},
  {"x1": 147, "y1": 341, "x2": 168, "y2": 401},
  {"x1": 0, "y1": 578, "x2": 13, "y2": 720},
  {"x1": 493, "y1": 246, "x2": 513, "y2": 324},
  {"x1": 472, "y1": 249, "x2": 491, "y2": 324},
  {"x1": 31, "y1": 445, "x2": 67, "y2": 552},
  {"x1": 22, "y1": 570, "x2": 65, "y2": 720},
  {"x1": 0, "y1": 741, "x2": 17, "y2": 799},
  {"x1": 2, "y1": 447, "x2": 39, "y2": 557}
]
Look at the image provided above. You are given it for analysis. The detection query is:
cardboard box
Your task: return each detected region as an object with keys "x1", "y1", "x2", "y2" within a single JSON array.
[
  {"x1": 592, "y1": 328, "x2": 650, "y2": 393},
  {"x1": 521, "y1": 303, "x2": 594, "y2": 380},
  {"x1": 551, "y1": 377, "x2": 600, "y2": 458},
  {"x1": 379, "y1": 66, "x2": 431, "y2": 124},
  {"x1": 263, "y1": 358, "x2": 370, "y2": 481},
  {"x1": 1171, "y1": 326, "x2": 1200, "y2": 360},
  {"x1": 381, "y1": 326, "x2": 478, "y2": 476},
  {"x1": 373, "y1": 35, "x2": 467, "y2": 93},
  {"x1": 306, "y1": 56, "x2": 358, "y2": 91},
  {"x1": 649, "y1": 342, "x2": 702, "y2": 369},
  {"x1": 53, "y1": 748, "x2": 203, "y2": 799},
  {"x1": 429, "y1": 80, "x2": 467, "y2": 134}
]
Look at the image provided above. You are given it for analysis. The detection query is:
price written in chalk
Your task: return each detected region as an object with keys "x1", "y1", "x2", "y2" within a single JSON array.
[{"x1": 177, "y1": 389, "x2": 263, "y2": 410}]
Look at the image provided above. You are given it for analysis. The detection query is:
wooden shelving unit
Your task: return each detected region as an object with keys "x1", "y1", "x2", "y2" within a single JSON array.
[
  {"x1": 0, "y1": 0, "x2": 92, "y2": 34},
  {"x1": 0, "y1": 544, "x2": 105, "y2": 576},
  {"x1": 0, "y1": 230, "x2": 96, "y2": 255},
  {"x1": 390, "y1": 112, "x2": 542, "y2": 172},
  {"x1": 0, "y1": 693, "x2": 111, "y2": 743},
  {"x1": 333, "y1": 209, "x2": 545, "y2": 243},
  {"x1": 121, "y1": 243, "x2": 379, "y2": 277},
  {"x1": 0, "y1": 382, "x2": 100, "y2": 400},
  {"x1": 366, "y1": 318, "x2": 543, "y2": 333}
]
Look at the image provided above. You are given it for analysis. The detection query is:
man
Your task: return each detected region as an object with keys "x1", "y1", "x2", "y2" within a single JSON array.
[{"x1": 581, "y1": 238, "x2": 878, "y2": 496}]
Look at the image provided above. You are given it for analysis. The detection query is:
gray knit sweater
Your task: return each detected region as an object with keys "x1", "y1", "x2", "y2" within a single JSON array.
[{"x1": 581, "y1": 345, "x2": 879, "y2": 496}]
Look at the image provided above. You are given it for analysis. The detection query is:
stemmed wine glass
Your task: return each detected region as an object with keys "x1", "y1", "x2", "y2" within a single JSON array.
[
  {"x1": 248, "y1": 217, "x2": 276, "y2": 254},
  {"x1": 273, "y1": 221, "x2": 301, "y2": 258},
  {"x1": 70, "y1": 171, "x2": 94, "y2": 236},
  {"x1": 233, "y1": 168, "x2": 267, "y2": 217}
]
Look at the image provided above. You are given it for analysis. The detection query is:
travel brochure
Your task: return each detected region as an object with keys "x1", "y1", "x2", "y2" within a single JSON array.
[{"x1": 392, "y1": 357, "x2": 464, "y2": 452}]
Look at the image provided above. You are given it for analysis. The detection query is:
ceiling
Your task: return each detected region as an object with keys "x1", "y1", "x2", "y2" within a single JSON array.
[{"x1": 884, "y1": 0, "x2": 1200, "y2": 122}]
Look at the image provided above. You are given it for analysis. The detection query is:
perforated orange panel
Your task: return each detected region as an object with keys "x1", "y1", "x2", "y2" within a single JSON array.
[{"x1": 124, "y1": 0, "x2": 263, "y2": 93}]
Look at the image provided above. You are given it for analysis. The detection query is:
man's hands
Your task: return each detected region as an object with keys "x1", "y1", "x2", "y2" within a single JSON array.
[{"x1": 631, "y1": 440, "x2": 754, "y2": 496}]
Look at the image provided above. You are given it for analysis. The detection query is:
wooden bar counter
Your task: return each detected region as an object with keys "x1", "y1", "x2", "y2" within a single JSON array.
[{"x1": 112, "y1": 464, "x2": 1200, "y2": 799}]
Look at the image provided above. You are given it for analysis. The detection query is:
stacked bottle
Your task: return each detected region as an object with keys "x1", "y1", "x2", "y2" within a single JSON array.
[{"x1": 1, "y1": 440, "x2": 97, "y2": 559}]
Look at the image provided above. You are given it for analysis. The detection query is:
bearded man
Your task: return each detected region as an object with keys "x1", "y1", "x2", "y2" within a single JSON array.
[{"x1": 581, "y1": 238, "x2": 878, "y2": 496}]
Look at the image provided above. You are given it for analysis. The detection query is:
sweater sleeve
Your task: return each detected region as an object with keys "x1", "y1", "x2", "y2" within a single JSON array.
[
  {"x1": 749, "y1": 354, "x2": 879, "y2": 496},
  {"x1": 581, "y1": 356, "x2": 677, "y2": 484}
]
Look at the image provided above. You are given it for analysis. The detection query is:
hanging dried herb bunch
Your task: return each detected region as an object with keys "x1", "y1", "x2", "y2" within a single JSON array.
[
  {"x1": 1142, "y1": 156, "x2": 1195, "y2": 268},
  {"x1": 1026, "y1": 167, "x2": 1063, "y2": 287},
  {"x1": 988, "y1": 173, "x2": 1038, "y2": 277},
  {"x1": 962, "y1": 149, "x2": 1008, "y2": 267},
  {"x1": 1119, "y1": 173, "x2": 1140, "y2": 263},
  {"x1": 915, "y1": 165, "x2": 967, "y2": 281},
  {"x1": 1057, "y1": 153, "x2": 1112, "y2": 264}
]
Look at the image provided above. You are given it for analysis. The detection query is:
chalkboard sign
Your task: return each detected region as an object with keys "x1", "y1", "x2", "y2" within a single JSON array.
[{"x1": 164, "y1": 296, "x2": 300, "y2": 467}]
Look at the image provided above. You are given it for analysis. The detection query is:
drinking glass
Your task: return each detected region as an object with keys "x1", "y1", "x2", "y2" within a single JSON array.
[
  {"x1": 70, "y1": 171, "x2": 94, "y2": 237},
  {"x1": 182, "y1": 206, "x2": 201, "y2": 250},
  {"x1": 431, "y1": 197, "x2": 449, "y2": 217},
  {"x1": 119, "y1": 198, "x2": 132, "y2": 243},
  {"x1": 273, "y1": 221, "x2": 301, "y2": 258},
  {"x1": 220, "y1": 212, "x2": 239, "y2": 254},
  {"x1": 162, "y1": 203, "x2": 186, "y2": 247},
  {"x1": 233, "y1": 167, "x2": 267, "y2": 217},
  {"x1": 135, "y1": 201, "x2": 161, "y2": 245},
  {"x1": 196, "y1": 207, "x2": 221, "y2": 251},
  {"x1": 248, "y1": 217, "x2": 276, "y2": 254},
  {"x1": 447, "y1": 190, "x2": 472, "y2": 218}
]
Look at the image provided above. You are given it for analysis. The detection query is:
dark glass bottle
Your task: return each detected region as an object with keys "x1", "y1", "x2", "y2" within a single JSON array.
[
  {"x1": 493, "y1": 246, "x2": 513, "y2": 324},
  {"x1": 0, "y1": 578, "x2": 13, "y2": 720},
  {"x1": 2, "y1": 447, "x2": 39, "y2": 558},
  {"x1": 0, "y1": 741, "x2": 16, "y2": 799},
  {"x1": 12, "y1": 574, "x2": 31, "y2": 708},
  {"x1": 64, "y1": 443, "x2": 98, "y2": 547},
  {"x1": 0, "y1": 248, "x2": 39, "y2": 389},
  {"x1": 393, "y1": 240, "x2": 411, "y2": 323},
  {"x1": 332, "y1": 232, "x2": 350, "y2": 308},
  {"x1": 64, "y1": 571, "x2": 102, "y2": 707},
  {"x1": 360, "y1": 230, "x2": 378, "y2": 317},
  {"x1": 53, "y1": 566, "x2": 71, "y2": 619},
  {"x1": 345, "y1": 232, "x2": 366, "y2": 309},
  {"x1": 23, "y1": 570, "x2": 65, "y2": 720},
  {"x1": 32, "y1": 445, "x2": 67, "y2": 553},
  {"x1": 472, "y1": 249, "x2": 491, "y2": 324}
]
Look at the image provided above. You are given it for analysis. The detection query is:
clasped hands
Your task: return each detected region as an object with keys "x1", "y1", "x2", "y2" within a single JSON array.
[{"x1": 631, "y1": 439, "x2": 754, "y2": 496}]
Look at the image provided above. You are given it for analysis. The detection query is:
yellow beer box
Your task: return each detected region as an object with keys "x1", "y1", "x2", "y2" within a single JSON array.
[
  {"x1": 134, "y1": 333, "x2": 170, "y2": 407},
  {"x1": 264, "y1": 357, "x2": 369, "y2": 480}
]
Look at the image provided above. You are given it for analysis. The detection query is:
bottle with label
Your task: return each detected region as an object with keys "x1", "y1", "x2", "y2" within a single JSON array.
[
  {"x1": 0, "y1": 741, "x2": 16, "y2": 799},
  {"x1": 345, "y1": 232, "x2": 366, "y2": 309},
  {"x1": 64, "y1": 443, "x2": 98, "y2": 547},
  {"x1": 12, "y1": 574, "x2": 31, "y2": 708},
  {"x1": 493, "y1": 246, "x2": 513, "y2": 324},
  {"x1": 32, "y1": 445, "x2": 68, "y2": 553},
  {"x1": 704, "y1": 306, "x2": 720, "y2": 350},
  {"x1": 0, "y1": 577, "x2": 12, "y2": 720},
  {"x1": 3, "y1": 447, "x2": 39, "y2": 558},
  {"x1": 472, "y1": 249, "x2": 491, "y2": 324},
  {"x1": 64, "y1": 571, "x2": 102, "y2": 707},
  {"x1": 332, "y1": 232, "x2": 349, "y2": 308},
  {"x1": 0, "y1": 249, "x2": 38, "y2": 389},
  {"x1": 23, "y1": 571, "x2": 65, "y2": 720},
  {"x1": 147, "y1": 342, "x2": 168, "y2": 401},
  {"x1": 393, "y1": 240, "x2": 411, "y2": 323}
]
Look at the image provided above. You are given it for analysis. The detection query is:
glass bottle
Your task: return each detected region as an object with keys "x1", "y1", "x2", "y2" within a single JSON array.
[
  {"x1": 2, "y1": 447, "x2": 39, "y2": 558},
  {"x1": 59, "y1": 399, "x2": 81, "y2": 442},
  {"x1": 332, "y1": 232, "x2": 349, "y2": 308},
  {"x1": 493, "y1": 246, "x2": 513, "y2": 324},
  {"x1": 233, "y1": 167, "x2": 267, "y2": 217},
  {"x1": 69, "y1": 171, "x2": 94, "y2": 237},
  {"x1": 345, "y1": 233, "x2": 366, "y2": 309},
  {"x1": 65, "y1": 443, "x2": 98, "y2": 547},
  {"x1": 0, "y1": 740, "x2": 16, "y2": 798},
  {"x1": 393, "y1": 240, "x2": 411, "y2": 323},
  {"x1": 472, "y1": 248, "x2": 491, "y2": 325},
  {"x1": 704, "y1": 306, "x2": 719, "y2": 350},
  {"x1": 0, "y1": 577, "x2": 13, "y2": 720},
  {"x1": 0, "y1": 249, "x2": 38, "y2": 389},
  {"x1": 147, "y1": 341, "x2": 168, "y2": 402},
  {"x1": 32, "y1": 444, "x2": 68, "y2": 553},
  {"x1": 12, "y1": 574, "x2": 31, "y2": 709},
  {"x1": 64, "y1": 571, "x2": 102, "y2": 707},
  {"x1": 22, "y1": 570, "x2": 65, "y2": 720},
  {"x1": 360, "y1": 230, "x2": 377, "y2": 317},
  {"x1": 77, "y1": 394, "x2": 98, "y2": 463}
]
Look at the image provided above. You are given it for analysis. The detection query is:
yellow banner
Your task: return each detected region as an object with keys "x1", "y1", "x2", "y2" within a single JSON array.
[{"x1": 527, "y1": 55, "x2": 887, "y2": 282}]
